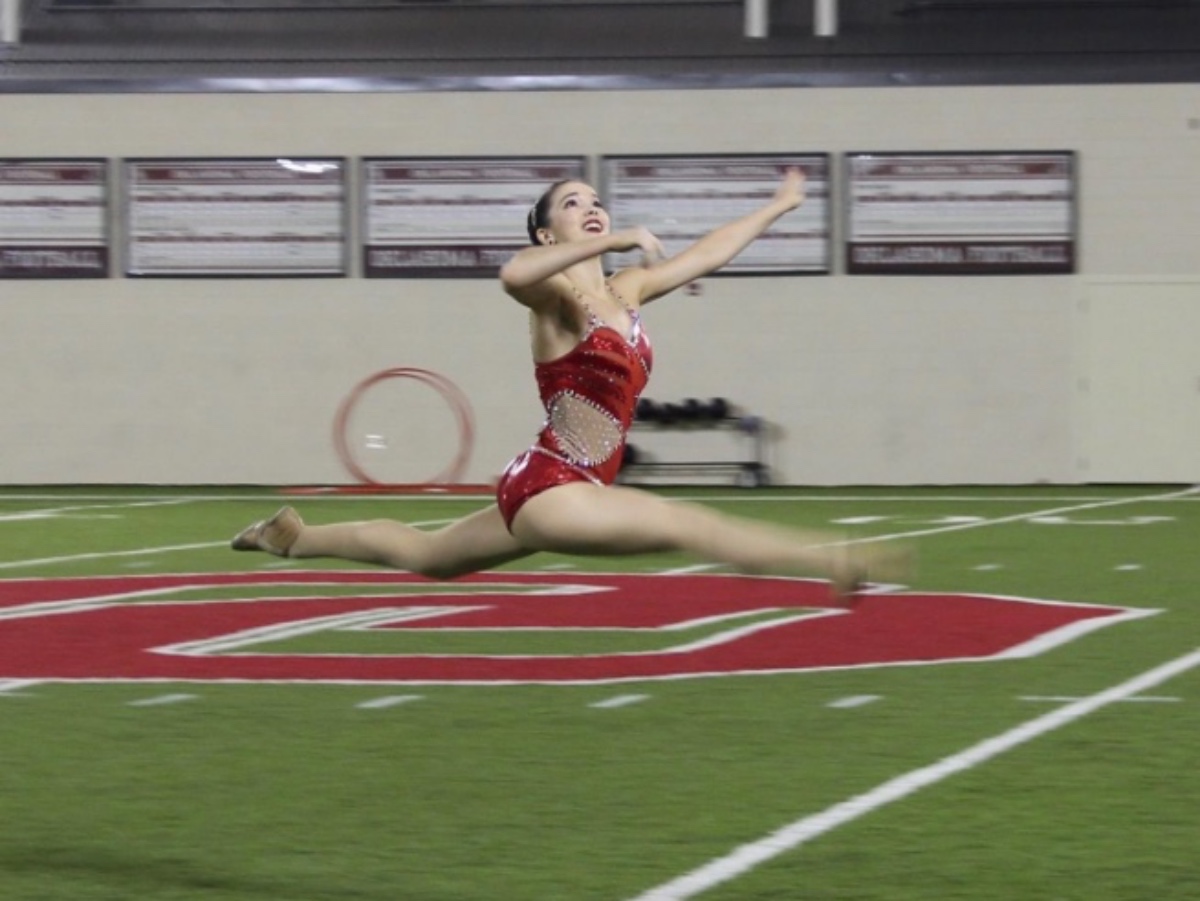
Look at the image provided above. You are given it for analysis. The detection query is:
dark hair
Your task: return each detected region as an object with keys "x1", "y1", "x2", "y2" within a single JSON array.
[{"x1": 526, "y1": 179, "x2": 574, "y2": 245}]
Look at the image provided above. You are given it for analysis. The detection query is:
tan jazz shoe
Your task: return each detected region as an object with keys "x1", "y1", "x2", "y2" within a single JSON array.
[{"x1": 230, "y1": 505, "x2": 303, "y2": 557}]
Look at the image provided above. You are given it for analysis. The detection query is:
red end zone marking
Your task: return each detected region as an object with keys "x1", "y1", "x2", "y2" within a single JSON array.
[{"x1": 0, "y1": 572, "x2": 1151, "y2": 684}]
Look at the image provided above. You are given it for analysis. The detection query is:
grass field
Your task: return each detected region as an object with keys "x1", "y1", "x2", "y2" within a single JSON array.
[{"x1": 1, "y1": 484, "x2": 1197, "y2": 901}]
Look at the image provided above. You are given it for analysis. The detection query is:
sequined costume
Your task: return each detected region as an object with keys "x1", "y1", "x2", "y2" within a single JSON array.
[{"x1": 497, "y1": 287, "x2": 653, "y2": 531}]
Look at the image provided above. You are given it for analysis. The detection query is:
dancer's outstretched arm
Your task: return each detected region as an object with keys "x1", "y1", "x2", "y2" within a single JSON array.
[{"x1": 625, "y1": 167, "x2": 807, "y2": 304}]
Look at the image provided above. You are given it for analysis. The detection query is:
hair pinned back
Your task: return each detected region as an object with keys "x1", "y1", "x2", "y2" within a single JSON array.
[
  {"x1": 525, "y1": 204, "x2": 540, "y2": 245},
  {"x1": 525, "y1": 179, "x2": 573, "y2": 246}
]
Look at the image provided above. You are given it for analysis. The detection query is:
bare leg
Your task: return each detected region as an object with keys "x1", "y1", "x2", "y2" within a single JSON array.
[
  {"x1": 234, "y1": 504, "x2": 532, "y2": 580},
  {"x1": 512, "y1": 482, "x2": 910, "y2": 594}
]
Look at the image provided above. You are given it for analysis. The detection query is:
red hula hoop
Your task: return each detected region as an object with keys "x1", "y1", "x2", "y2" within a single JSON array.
[{"x1": 333, "y1": 367, "x2": 476, "y2": 488}]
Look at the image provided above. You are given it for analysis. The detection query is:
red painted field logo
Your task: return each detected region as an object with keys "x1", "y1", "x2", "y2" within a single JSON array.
[{"x1": 0, "y1": 572, "x2": 1150, "y2": 684}]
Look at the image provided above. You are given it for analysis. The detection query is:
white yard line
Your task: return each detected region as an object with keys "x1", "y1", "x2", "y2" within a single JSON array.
[
  {"x1": 1020, "y1": 694, "x2": 1181, "y2": 703},
  {"x1": 356, "y1": 694, "x2": 424, "y2": 709},
  {"x1": 590, "y1": 694, "x2": 649, "y2": 709},
  {"x1": 827, "y1": 694, "x2": 882, "y2": 709},
  {"x1": 627, "y1": 646, "x2": 1200, "y2": 901},
  {"x1": 127, "y1": 693, "x2": 198, "y2": 707}
]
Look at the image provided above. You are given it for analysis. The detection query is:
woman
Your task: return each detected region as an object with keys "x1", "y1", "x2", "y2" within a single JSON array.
[{"x1": 233, "y1": 168, "x2": 908, "y2": 598}]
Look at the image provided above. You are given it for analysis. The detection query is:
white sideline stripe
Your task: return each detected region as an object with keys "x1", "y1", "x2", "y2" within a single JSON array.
[
  {"x1": 0, "y1": 517, "x2": 456, "y2": 572},
  {"x1": 591, "y1": 694, "x2": 649, "y2": 709},
  {"x1": 626, "y1": 647, "x2": 1200, "y2": 901},
  {"x1": 127, "y1": 693, "x2": 198, "y2": 707},
  {"x1": 827, "y1": 694, "x2": 881, "y2": 709},
  {"x1": 0, "y1": 499, "x2": 192, "y2": 524},
  {"x1": 357, "y1": 694, "x2": 424, "y2": 709}
]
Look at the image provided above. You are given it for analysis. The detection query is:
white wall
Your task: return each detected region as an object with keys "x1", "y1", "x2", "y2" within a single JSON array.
[{"x1": 2, "y1": 85, "x2": 1198, "y2": 485}]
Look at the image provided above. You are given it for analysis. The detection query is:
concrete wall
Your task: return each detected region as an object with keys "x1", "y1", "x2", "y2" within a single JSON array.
[{"x1": 2, "y1": 84, "x2": 1198, "y2": 485}]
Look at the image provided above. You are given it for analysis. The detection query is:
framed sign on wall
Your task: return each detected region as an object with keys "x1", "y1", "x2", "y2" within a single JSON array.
[
  {"x1": 599, "y1": 154, "x2": 831, "y2": 275},
  {"x1": 124, "y1": 158, "x2": 347, "y2": 277},
  {"x1": 844, "y1": 151, "x2": 1076, "y2": 275},
  {"x1": 361, "y1": 156, "x2": 587, "y2": 278},
  {"x1": 0, "y1": 158, "x2": 109, "y2": 279}
]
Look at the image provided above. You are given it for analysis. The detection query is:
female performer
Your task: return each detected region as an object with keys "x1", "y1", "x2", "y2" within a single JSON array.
[{"x1": 233, "y1": 168, "x2": 908, "y2": 598}]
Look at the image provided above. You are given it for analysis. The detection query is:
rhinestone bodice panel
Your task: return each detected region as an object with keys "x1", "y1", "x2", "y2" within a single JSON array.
[{"x1": 533, "y1": 317, "x2": 652, "y2": 484}]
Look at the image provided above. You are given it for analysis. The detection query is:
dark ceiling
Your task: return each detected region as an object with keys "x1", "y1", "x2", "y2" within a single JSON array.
[{"x1": 3, "y1": 0, "x2": 1200, "y2": 91}]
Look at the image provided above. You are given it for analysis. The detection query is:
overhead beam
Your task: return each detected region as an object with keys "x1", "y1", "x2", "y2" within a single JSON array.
[
  {"x1": 746, "y1": 0, "x2": 839, "y2": 40},
  {"x1": 744, "y1": 0, "x2": 768, "y2": 39},
  {"x1": 815, "y1": 0, "x2": 839, "y2": 37},
  {"x1": 1, "y1": 0, "x2": 21, "y2": 45}
]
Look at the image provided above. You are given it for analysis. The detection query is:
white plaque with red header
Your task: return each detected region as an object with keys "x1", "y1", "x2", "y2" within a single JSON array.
[
  {"x1": 0, "y1": 159, "x2": 108, "y2": 279},
  {"x1": 845, "y1": 152, "x2": 1076, "y2": 274}
]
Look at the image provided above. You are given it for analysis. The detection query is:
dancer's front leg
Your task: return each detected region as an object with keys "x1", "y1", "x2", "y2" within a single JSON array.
[{"x1": 235, "y1": 504, "x2": 531, "y2": 580}]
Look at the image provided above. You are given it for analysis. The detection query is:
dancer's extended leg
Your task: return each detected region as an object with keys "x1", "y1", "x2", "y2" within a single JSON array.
[
  {"x1": 233, "y1": 504, "x2": 531, "y2": 580},
  {"x1": 512, "y1": 482, "x2": 909, "y2": 595}
]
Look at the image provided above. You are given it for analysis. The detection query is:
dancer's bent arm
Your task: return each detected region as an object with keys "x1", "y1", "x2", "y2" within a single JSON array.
[{"x1": 499, "y1": 227, "x2": 665, "y2": 309}]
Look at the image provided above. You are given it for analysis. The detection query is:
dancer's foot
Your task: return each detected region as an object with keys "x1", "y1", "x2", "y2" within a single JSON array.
[
  {"x1": 231, "y1": 506, "x2": 303, "y2": 557},
  {"x1": 830, "y1": 542, "x2": 914, "y2": 605}
]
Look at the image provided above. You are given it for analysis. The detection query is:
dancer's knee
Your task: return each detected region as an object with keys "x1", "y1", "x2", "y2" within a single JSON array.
[
  {"x1": 399, "y1": 528, "x2": 495, "y2": 581},
  {"x1": 352, "y1": 520, "x2": 450, "y2": 578},
  {"x1": 383, "y1": 532, "x2": 463, "y2": 580},
  {"x1": 412, "y1": 557, "x2": 472, "y2": 581}
]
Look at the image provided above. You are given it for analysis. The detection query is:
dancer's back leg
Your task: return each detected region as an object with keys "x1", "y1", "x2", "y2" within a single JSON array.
[{"x1": 511, "y1": 482, "x2": 909, "y2": 593}]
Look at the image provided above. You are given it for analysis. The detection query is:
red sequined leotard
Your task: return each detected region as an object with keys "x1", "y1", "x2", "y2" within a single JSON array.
[{"x1": 496, "y1": 287, "x2": 653, "y2": 531}]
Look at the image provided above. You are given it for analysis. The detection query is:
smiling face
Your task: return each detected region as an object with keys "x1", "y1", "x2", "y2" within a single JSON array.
[{"x1": 531, "y1": 181, "x2": 609, "y2": 245}]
